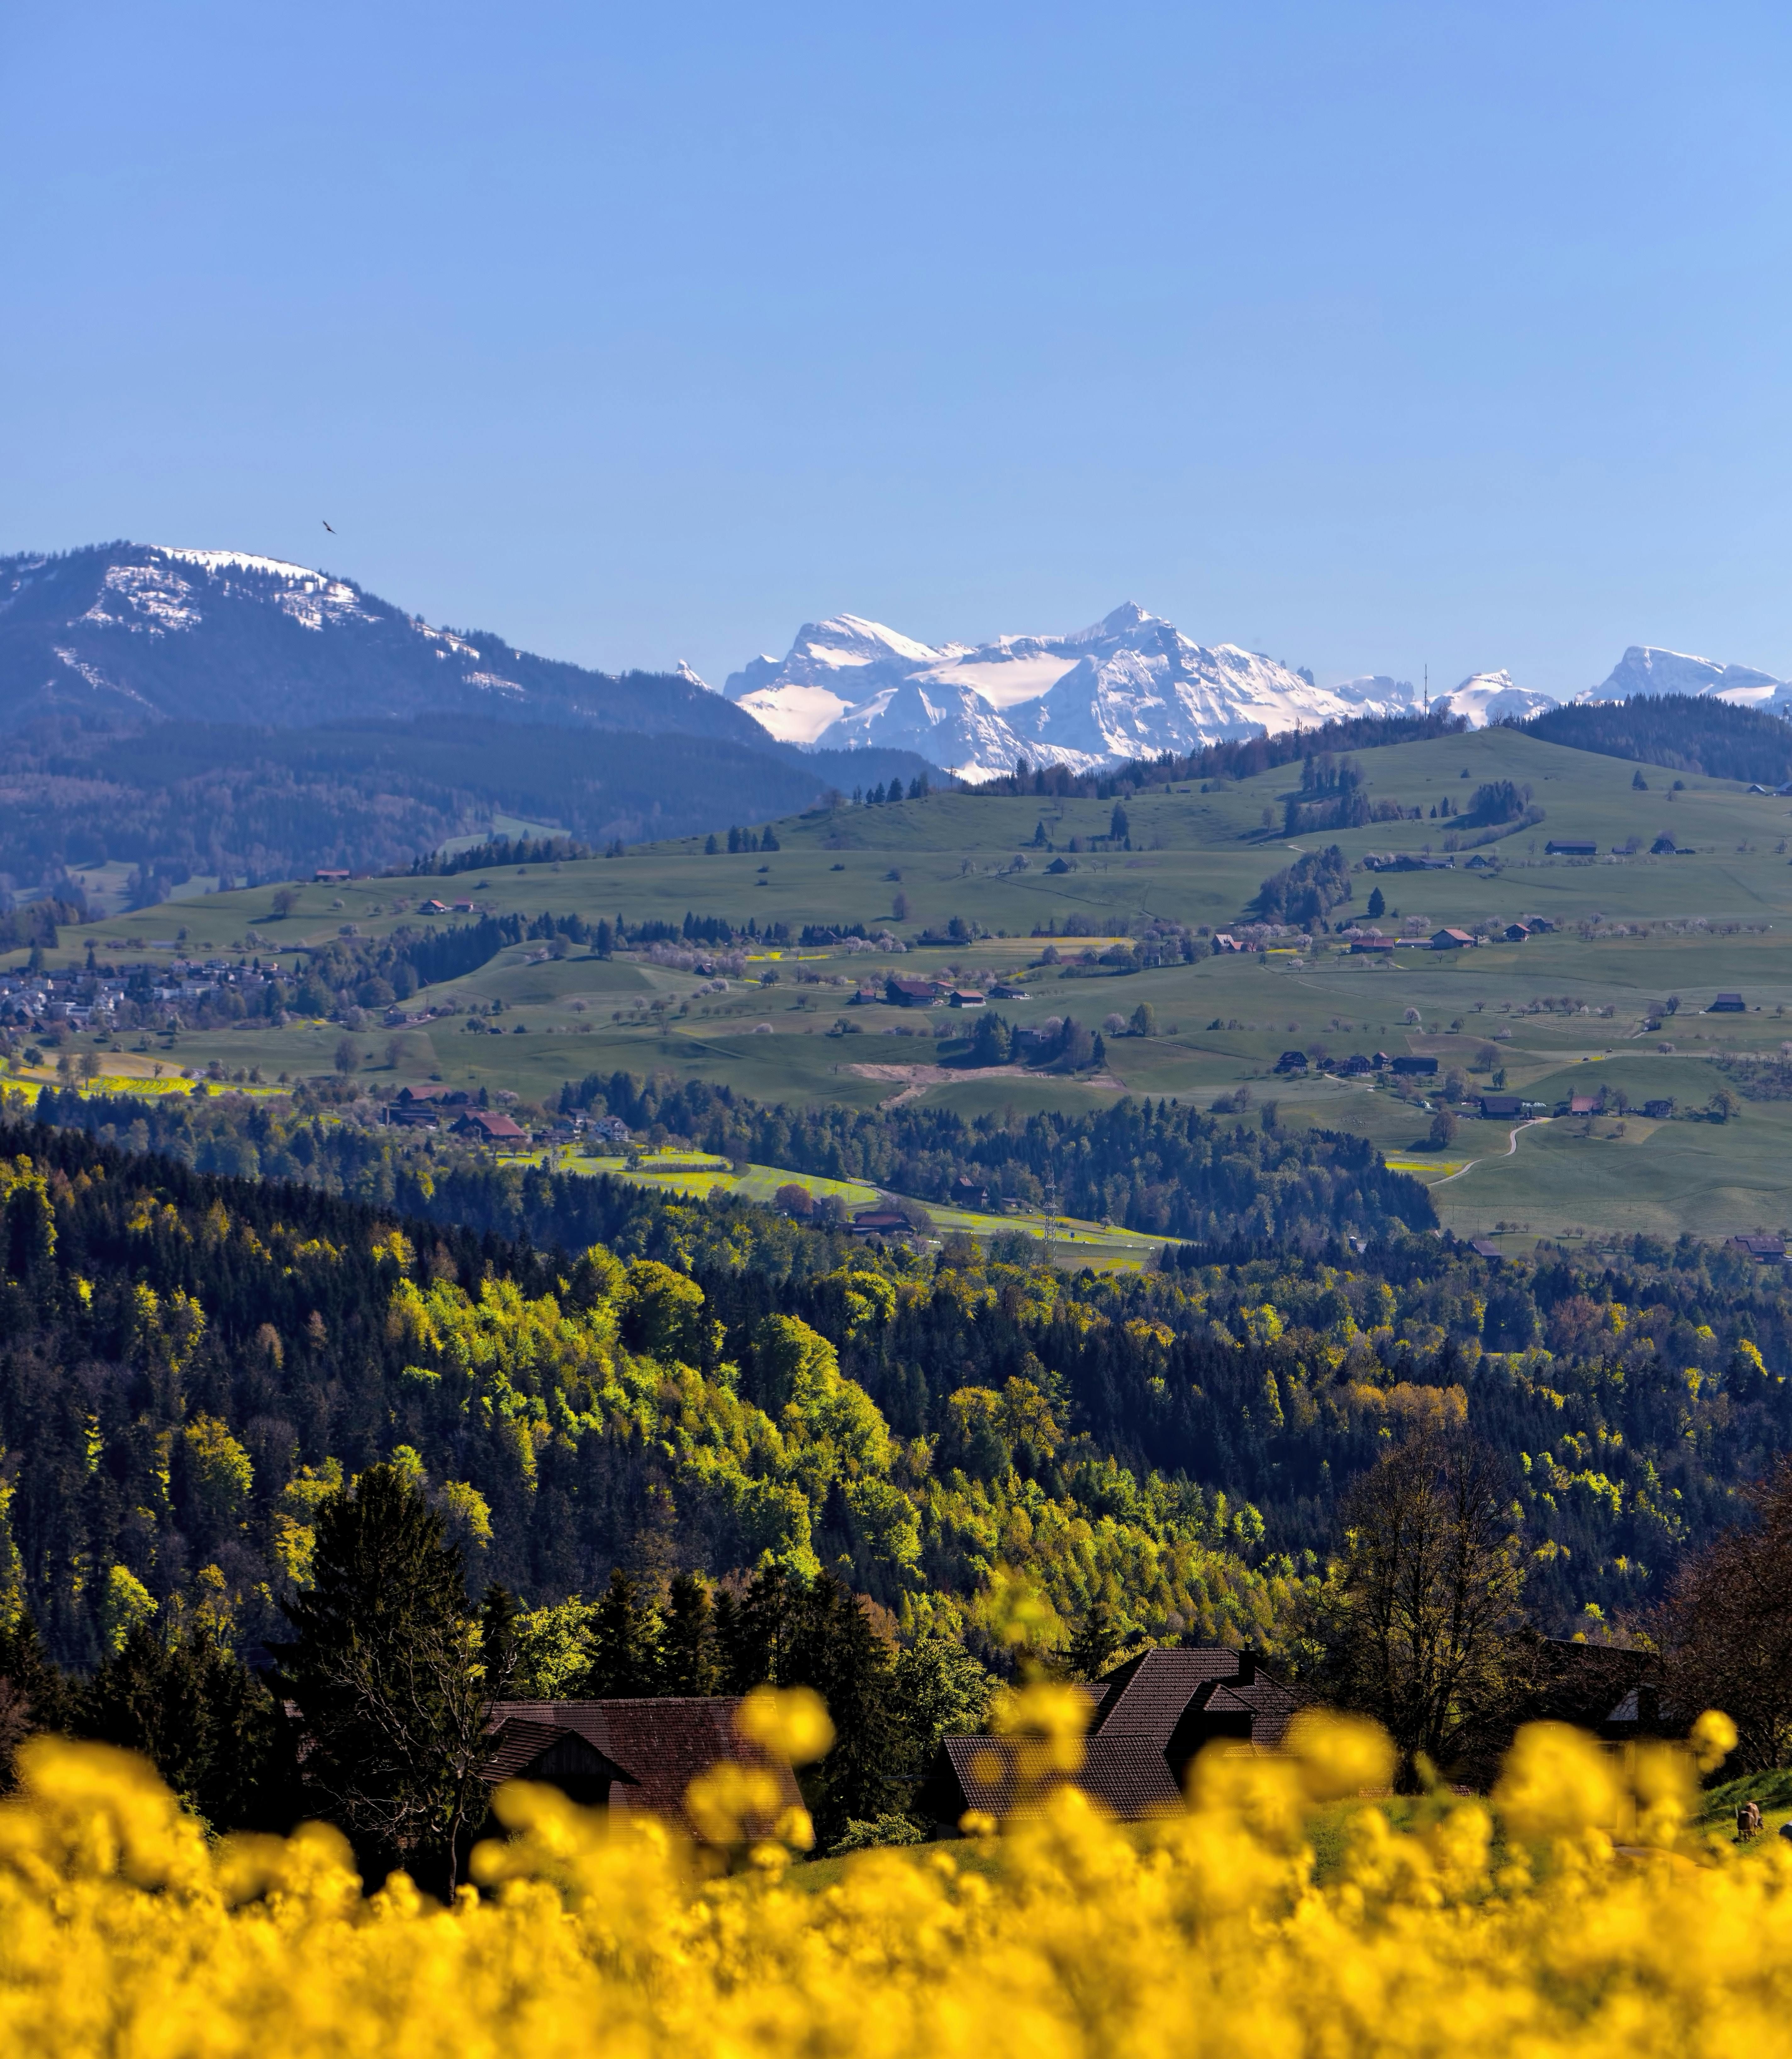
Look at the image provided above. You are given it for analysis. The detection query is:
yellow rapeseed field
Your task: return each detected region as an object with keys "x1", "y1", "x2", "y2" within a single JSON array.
[{"x1": 0, "y1": 1692, "x2": 1786, "y2": 2059}]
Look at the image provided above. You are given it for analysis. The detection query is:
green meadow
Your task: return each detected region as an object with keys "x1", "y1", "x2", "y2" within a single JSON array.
[{"x1": 38, "y1": 722, "x2": 1792, "y2": 1248}]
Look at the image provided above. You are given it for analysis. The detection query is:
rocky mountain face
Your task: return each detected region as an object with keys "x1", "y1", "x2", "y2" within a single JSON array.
[{"x1": 0, "y1": 543, "x2": 769, "y2": 744}]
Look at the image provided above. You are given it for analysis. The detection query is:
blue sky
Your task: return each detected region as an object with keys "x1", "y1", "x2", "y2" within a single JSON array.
[{"x1": 5, "y1": 2, "x2": 1791, "y2": 697}]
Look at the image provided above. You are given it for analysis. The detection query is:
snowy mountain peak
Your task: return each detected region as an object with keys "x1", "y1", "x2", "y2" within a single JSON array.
[
  {"x1": 723, "y1": 602, "x2": 1443, "y2": 776},
  {"x1": 1436, "y1": 671, "x2": 1556, "y2": 728},
  {"x1": 1076, "y1": 599, "x2": 1160, "y2": 643},
  {"x1": 1593, "y1": 645, "x2": 1789, "y2": 709}
]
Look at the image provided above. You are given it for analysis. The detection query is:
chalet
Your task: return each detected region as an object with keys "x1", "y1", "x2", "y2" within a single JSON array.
[
  {"x1": 419, "y1": 899, "x2": 448, "y2": 914},
  {"x1": 453, "y1": 1110, "x2": 528, "y2": 1144},
  {"x1": 1503, "y1": 922, "x2": 1531, "y2": 942},
  {"x1": 1479, "y1": 1092, "x2": 1522, "y2": 1118},
  {"x1": 589, "y1": 1115, "x2": 630, "y2": 1144},
  {"x1": 1644, "y1": 1099, "x2": 1675, "y2": 1119},
  {"x1": 886, "y1": 975, "x2": 942, "y2": 1009},
  {"x1": 1709, "y1": 992, "x2": 1746, "y2": 1013},
  {"x1": 1389, "y1": 1055, "x2": 1438, "y2": 1077},
  {"x1": 1339, "y1": 1053, "x2": 1373, "y2": 1076},
  {"x1": 916, "y1": 1647, "x2": 1298, "y2": 1830},
  {"x1": 483, "y1": 1698, "x2": 802, "y2": 1842},
  {"x1": 1729, "y1": 1234, "x2": 1787, "y2": 1261},
  {"x1": 1544, "y1": 840, "x2": 1597, "y2": 857},
  {"x1": 1431, "y1": 928, "x2": 1476, "y2": 950},
  {"x1": 947, "y1": 989, "x2": 986, "y2": 1008},
  {"x1": 1211, "y1": 933, "x2": 1244, "y2": 953},
  {"x1": 1274, "y1": 1049, "x2": 1308, "y2": 1073},
  {"x1": 1524, "y1": 916, "x2": 1558, "y2": 932},
  {"x1": 952, "y1": 1174, "x2": 990, "y2": 1208},
  {"x1": 1650, "y1": 835, "x2": 1687, "y2": 856}
]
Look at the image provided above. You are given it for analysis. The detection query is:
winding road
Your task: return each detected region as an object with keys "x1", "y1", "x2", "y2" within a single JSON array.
[{"x1": 1427, "y1": 1116, "x2": 1551, "y2": 1187}]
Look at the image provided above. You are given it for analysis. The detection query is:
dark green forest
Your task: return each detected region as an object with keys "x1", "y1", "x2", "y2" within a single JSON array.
[{"x1": 1517, "y1": 693, "x2": 1792, "y2": 784}]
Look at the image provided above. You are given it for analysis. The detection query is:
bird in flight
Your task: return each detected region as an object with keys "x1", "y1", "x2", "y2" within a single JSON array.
[{"x1": 321, "y1": 519, "x2": 336, "y2": 534}]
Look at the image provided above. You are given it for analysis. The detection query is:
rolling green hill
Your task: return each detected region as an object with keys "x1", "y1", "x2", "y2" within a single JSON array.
[{"x1": 27, "y1": 722, "x2": 1792, "y2": 1245}]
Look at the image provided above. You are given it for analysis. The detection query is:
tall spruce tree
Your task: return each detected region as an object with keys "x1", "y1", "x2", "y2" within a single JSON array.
[
  {"x1": 276, "y1": 1464, "x2": 491, "y2": 1894},
  {"x1": 583, "y1": 1569, "x2": 662, "y2": 1695},
  {"x1": 661, "y1": 1572, "x2": 720, "y2": 1695}
]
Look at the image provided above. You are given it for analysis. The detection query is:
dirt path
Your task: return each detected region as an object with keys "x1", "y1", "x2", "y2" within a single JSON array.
[{"x1": 1428, "y1": 1116, "x2": 1550, "y2": 1188}]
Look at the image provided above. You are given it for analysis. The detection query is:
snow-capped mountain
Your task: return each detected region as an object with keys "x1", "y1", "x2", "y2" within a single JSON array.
[
  {"x1": 1591, "y1": 645, "x2": 1792, "y2": 713},
  {"x1": 725, "y1": 603, "x2": 1429, "y2": 776},
  {"x1": 0, "y1": 542, "x2": 768, "y2": 744},
  {"x1": 1436, "y1": 670, "x2": 1557, "y2": 727}
]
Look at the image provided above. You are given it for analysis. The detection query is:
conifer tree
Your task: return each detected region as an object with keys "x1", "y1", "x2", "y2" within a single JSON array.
[{"x1": 276, "y1": 1463, "x2": 490, "y2": 1893}]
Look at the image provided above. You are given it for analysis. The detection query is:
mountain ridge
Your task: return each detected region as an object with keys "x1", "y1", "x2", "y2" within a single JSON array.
[{"x1": 0, "y1": 541, "x2": 771, "y2": 746}]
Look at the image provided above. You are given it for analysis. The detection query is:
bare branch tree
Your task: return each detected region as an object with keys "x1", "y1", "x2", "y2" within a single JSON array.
[{"x1": 1335, "y1": 1424, "x2": 1526, "y2": 1781}]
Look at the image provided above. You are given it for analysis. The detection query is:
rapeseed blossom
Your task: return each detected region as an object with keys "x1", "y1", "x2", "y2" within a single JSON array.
[{"x1": 2, "y1": 1706, "x2": 1790, "y2": 2059}]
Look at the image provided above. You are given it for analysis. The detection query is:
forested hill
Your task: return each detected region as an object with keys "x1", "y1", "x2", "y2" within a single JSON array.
[
  {"x1": 1518, "y1": 693, "x2": 1792, "y2": 784},
  {"x1": 0, "y1": 714, "x2": 937, "y2": 892},
  {"x1": 1, "y1": 1115, "x2": 1788, "y2": 1677}
]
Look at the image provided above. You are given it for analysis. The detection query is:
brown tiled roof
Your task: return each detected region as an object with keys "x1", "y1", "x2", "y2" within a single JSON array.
[
  {"x1": 919, "y1": 1647, "x2": 1298, "y2": 1829},
  {"x1": 484, "y1": 1718, "x2": 633, "y2": 1795},
  {"x1": 485, "y1": 1697, "x2": 802, "y2": 1838},
  {"x1": 1087, "y1": 1648, "x2": 1245, "y2": 1744},
  {"x1": 928, "y1": 1733, "x2": 1183, "y2": 1824}
]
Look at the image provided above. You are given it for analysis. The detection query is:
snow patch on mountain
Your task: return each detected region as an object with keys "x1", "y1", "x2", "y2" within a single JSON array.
[{"x1": 79, "y1": 563, "x2": 204, "y2": 636}]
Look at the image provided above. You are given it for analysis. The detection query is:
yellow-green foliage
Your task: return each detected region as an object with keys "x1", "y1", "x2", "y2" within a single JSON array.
[
  {"x1": 1, "y1": 1713, "x2": 1784, "y2": 2059},
  {"x1": 382, "y1": 1244, "x2": 1305, "y2": 1648}
]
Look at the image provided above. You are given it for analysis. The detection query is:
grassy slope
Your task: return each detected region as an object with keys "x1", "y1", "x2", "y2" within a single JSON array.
[{"x1": 39, "y1": 725, "x2": 1792, "y2": 1244}]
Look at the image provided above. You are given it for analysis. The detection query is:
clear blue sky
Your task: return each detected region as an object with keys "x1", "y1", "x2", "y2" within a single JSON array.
[{"x1": 5, "y1": 2, "x2": 1792, "y2": 698}]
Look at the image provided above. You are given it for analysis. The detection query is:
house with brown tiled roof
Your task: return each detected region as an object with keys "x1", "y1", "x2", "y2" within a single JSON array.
[
  {"x1": 483, "y1": 1697, "x2": 803, "y2": 1841},
  {"x1": 453, "y1": 1110, "x2": 528, "y2": 1144},
  {"x1": 915, "y1": 1647, "x2": 1298, "y2": 1830}
]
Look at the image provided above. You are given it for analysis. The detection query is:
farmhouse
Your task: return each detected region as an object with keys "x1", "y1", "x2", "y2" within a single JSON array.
[
  {"x1": 1544, "y1": 840, "x2": 1597, "y2": 857},
  {"x1": 483, "y1": 1699, "x2": 802, "y2": 1842},
  {"x1": 885, "y1": 975, "x2": 942, "y2": 1008},
  {"x1": 1503, "y1": 922, "x2": 1531, "y2": 942},
  {"x1": 1479, "y1": 1093, "x2": 1522, "y2": 1118},
  {"x1": 1430, "y1": 928, "x2": 1476, "y2": 950},
  {"x1": 850, "y1": 1207, "x2": 913, "y2": 1238},
  {"x1": 917, "y1": 1647, "x2": 1298, "y2": 1829},
  {"x1": 1729, "y1": 1235, "x2": 1787, "y2": 1261},
  {"x1": 452, "y1": 1110, "x2": 528, "y2": 1144},
  {"x1": 1389, "y1": 1055, "x2": 1439, "y2": 1077}
]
